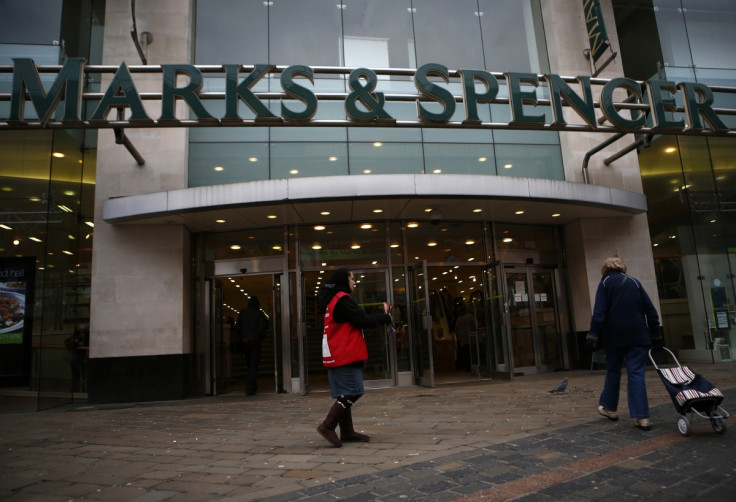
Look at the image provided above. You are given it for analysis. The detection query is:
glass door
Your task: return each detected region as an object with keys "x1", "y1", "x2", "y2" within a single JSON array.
[
  {"x1": 482, "y1": 262, "x2": 513, "y2": 379},
  {"x1": 409, "y1": 262, "x2": 434, "y2": 387},
  {"x1": 532, "y1": 269, "x2": 561, "y2": 371},
  {"x1": 351, "y1": 270, "x2": 393, "y2": 388}
]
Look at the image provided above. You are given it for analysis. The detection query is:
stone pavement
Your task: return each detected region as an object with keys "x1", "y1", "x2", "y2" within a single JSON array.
[{"x1": 1, "y1": 361, "x2": 735, "y2": 501}]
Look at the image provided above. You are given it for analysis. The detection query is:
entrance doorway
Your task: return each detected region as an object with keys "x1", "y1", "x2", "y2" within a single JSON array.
[
  {"x1": 503, "y1": 265, "x2": 562, "y2": 375},
  {"x1": 213, "y1": 273, "x2": 284, "y2": 395},
  {"x1": 300, "y1": 268, "x2": 394, "y2": 393}
]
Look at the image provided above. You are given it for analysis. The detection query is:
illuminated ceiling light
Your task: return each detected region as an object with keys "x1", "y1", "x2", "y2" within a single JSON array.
[
  {"x1": 478, "y1": 157, "x2": 487, "y2": 162},
  {"x1": 63, "y1": 190, "x2": 75, "y2": 196},
  {"x1": 230, "y1": 244, "x2": 241, "y2": 250},
  {"x1": 433, "y1": 169, "x2": 442, "y2": 174},
  {"x1": 52, "y1": 152, "x2": 65, "y2": 158},
  {"x1": 248, "y1": 157, "x2": 258, "y2": 162},
  {"x1": 1, "y1": 187, "x2": 13, "y2": 192},
  {"x1": 321, "y1": 211, "x2": 331, "y2": 216},
  {"x1": 665, "y1": 147, "x2": 677, "y2": 153},
  {"x1": 267, "y1": 215, "x2": 277, "y2": 219},
  {"x1": 329, "y1": 156, "x2": 338, "y2": 162},
  {"x1": 13, "y1": 239, "x2": 20, "y2": 245},
  {"x1": 710, "y1": 219, "x2": 717, "y2": 223},
  {"x1": 504, "y1": 163, "x2": 513, "y2": 169},
  {"x1": 360, "y1": 224, "x2": 372, "y2": 229},
  {"x1": 214, "y1": 166, "x2": 224, "y2": 171},
  {"x1": 552, "y1": 213, "x2": 561, "y2": 218},
  {"x1": 351, "y1": 244, "x2": 361, "y2": 249},
  {"x1": 58, "y1": 204, "x2": 72, "y2": 212},
  {"x1": 427, "y1": 241, "x2": 437, "y2": 247},
  {"x1": 272, "y1": 245, "x2": 282, "y2": 250},
  {"x1": 653, "y1": 243, "x2": 659, "y2": 247},
  {"x1": 465, "y1": 240, "x2": 475, "y2": 245},
  {"x1": 29, "y1": 196, "x2": 40, "y2": 202},
  {"x1": 372, "y1": 261, "x2": 378, "y2": 265},
  {"x1": 503, "y1": 238, "x2": 513, "y2": 243},
  {"x1": 669, "y1": 235, "x2": 676, "y2": 239},
  {"x1": 84, "y1": 221, "x2": 94, "y2": 228},
  {"x1": 314, "y1": 225, "x2": 325, "y2": 230},
  {"x1": 468, "y1": 257, "x2": 475, "y2": 261},
  {"x1": 29, "y1": 237, "x2": 42, "y2": 242},
  {"x1": 62, "y1": 250, "x2": 73, "y2": 255},
  {"x1": 216, "y1": 219, "x2": 226, "y2": 223},
  {"x1": 290, "y1": 169, "x2": 299, "y2": 174},
  {"x1": 363, "y1": 169, "x2": 372, "y2": 173},
  {"x1": 373, "y1": 209, "x2": 383, "y2": 213},
  {"x1": 407, "y1": 222, "x2": 418, "y2": 228},
  {"x1": 390, "y1": 243, "x2": 399, "y2": 248},
  {"x1": 373, "y1": 142, "x2": 383, "y2": 147},
  {"x1": 515, "y1": 210, "x2": 525, "y2": 215},
  {"x1": 312, "y1": 243, "x2": 322, "y2": 250},
  {"x1": 473, "y1": 208, "x2": 482, "y2": 213},
  {"x1": 0, "y1": 224, "x2": 11, "y2": 230}
]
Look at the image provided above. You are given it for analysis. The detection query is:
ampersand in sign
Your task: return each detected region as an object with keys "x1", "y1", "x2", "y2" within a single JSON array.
[{"x1": 345, "y1": 68, "x2": 395, "y2": 122}]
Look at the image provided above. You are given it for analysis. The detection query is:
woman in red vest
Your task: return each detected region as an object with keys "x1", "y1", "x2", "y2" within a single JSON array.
[{"x1": 316, "y1": 268, "x2": 393, "y2": 447}]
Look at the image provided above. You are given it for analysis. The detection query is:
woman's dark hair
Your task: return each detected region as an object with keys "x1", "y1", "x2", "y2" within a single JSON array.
[{"x1": 318, "y1": 268, "x2": 352, "y2": 313}]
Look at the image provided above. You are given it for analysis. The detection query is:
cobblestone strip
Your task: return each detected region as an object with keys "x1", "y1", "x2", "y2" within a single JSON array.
[{"x1": 452, "y1": 433, "x2": 690, "y2": 501}]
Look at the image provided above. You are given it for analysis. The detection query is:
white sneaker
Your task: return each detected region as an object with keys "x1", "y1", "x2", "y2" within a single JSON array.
[{"x1": 598, "y1": 405, "x2": 619, "y2": 421}]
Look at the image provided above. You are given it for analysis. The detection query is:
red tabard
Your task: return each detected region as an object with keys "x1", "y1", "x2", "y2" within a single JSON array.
[{"x1": 322, "y1": 291, "x2": 368, "y2": 367}]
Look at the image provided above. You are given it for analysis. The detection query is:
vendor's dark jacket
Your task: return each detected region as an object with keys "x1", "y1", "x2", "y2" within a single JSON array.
[{"x1": 589, "y1": 271, "x2": 660, "y2": 349}]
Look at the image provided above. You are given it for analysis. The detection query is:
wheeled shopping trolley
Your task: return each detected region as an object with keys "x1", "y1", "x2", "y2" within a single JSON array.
[{"x1": 649, "y1": 347, "x2": 729, "y2": 436}]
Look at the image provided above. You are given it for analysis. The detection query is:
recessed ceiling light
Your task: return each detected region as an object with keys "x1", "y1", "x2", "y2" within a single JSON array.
[
  {"x1": 465, "y1": 240, "x2": 475, "y2": 245},
  {"x1": 407, "y1": 222, "x2": 418, "y2": 228},
  {"x1": 515, "y1": 210, "x2": 525, "y2": 215},
  {"x1": 312, "y1": 243, "x2": 322, "y2": 250},
  {"x1": 503, "y1": 238, "x2": 513, "y2": 243},
  {"x1": 290, "y1": 169, "x2": 299, "y2": 174},
  {"x1": 267, "y1": 215, "x2": 277, "y2": 219},
  {"x1": 63, "y1": 190, "x2": 75, "y2": 196},
  {"x1": 427, "y1": 241, "x2": 437, "y2": 247},
  {"x1": 248, "y1": 157, "x2": 258, "y2": 162},
  {"x1": 216, "y1": 219, "x2": 226, "y2": 223},
  {"x1": 0, "y1": 224, "x2": 13, "y2": 230},
  {"x1": 390, "y1": 243, "x2": 399, "y2": 248},
  {"x1": 360, "y1": 224, "x2": 372, "y2": 229},
  {"x1": 29, "y1": 237, "x2": 42, "y2": 242},
  {"x1": 273, "y1": 245, "x2": 282, "y2": 250},
  {"x1": 433, "y1": 169, "x2": 442, "y2": 174},
  {"x1": 473, "y1": 208, "x2": 482, "y2": 213},
  {"x1": 351, "y1": 244, "x2": 361, "y2": 249},
  {"x1": 314, "y1": 225, "x2": 325, "y2": 230},
  {"x1": 373, "y1": 209, "x2": 383, "y2": 213},
  {"x1": 52, "y1": 152, "x2": 65, "y2": 158},
  {"x1": 230, "y1": 244, "x2": 241, "y2": 250},
  {"x1": 329, "y1": 156, "x2": 338, "y2": 161},
  {"x1": 665, "y1": 147, "x2": 677, "y2": 153},
  {"x1": 373, "y1": 142, "x2": 383, "y2": 147},
  {"x1": 321, "y1": 211, "x2": 331, "y2": 216},
  {"x1": 504, "y1": 163, "x2": 513, "y2": 169},
  {"x1": 363, "y1": 169, "x2": 372, "y2": 173},
  {"x1": 552, "y1": 213, "x2": 561, "y2": 218},
  {"x1": 214, "y1": 166, "x2": 224, "y2": 171},
  {"x1": 478, "y1": 157, "x2": 487, "y2": 162}
]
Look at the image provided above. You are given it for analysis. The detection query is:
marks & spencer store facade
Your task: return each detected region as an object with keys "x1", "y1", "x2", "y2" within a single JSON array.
[{"x1": 1, "y1": 0, "x2": 735, "y2": 411}]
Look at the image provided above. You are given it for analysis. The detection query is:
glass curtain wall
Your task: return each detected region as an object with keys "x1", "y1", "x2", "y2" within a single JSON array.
[
  {"x1": 190, "y1": 0, "x2": 563, "y2": 186},
  {"x1": 0, "y1": 0, "x2": 102, "y2": 412},
  {"x1": 616, "y1": 0, "x2": 736, "y2": 358}
]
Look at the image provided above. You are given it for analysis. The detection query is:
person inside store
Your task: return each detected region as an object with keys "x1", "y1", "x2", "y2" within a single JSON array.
[
  {"x1": 236, "y1": 296, "x2": 269, "y2": 396},
  {"x1": 316, "y1": 268, "x2": 393, "y2": 447},
  {"x1": 585, "y1": 256, "x2": 662, "y2": 430},
  {"x1": 454, "y1": 301, "x2": 476, "y2": 372}
]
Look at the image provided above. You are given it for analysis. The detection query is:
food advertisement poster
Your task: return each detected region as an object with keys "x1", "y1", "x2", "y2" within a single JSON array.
[{"x1": 0, "y1": 257, "x2": 35, "y2": 384}]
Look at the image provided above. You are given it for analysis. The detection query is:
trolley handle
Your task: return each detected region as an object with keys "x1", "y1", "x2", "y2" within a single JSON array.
[{"x1": 648, "y1": 346, "x2": 681, "y2": 370}]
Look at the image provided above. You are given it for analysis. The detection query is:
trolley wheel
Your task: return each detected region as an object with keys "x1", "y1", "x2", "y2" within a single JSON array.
[
  {"x1": 677, "y1": 416, "x2": 691, "y2": 436},
  {"x1": 711, "y1": 418, "x2": 727, "y2": 434}
]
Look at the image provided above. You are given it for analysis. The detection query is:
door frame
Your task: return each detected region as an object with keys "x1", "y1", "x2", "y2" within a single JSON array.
[{"x1": 409, "y1": 261, "x2": 434, "y2": 387}]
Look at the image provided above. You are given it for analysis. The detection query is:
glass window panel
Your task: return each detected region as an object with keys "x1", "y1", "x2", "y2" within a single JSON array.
[
  {"x1": 204, "y1": 228, "x2": 285, "y2": 261},
  {"x1": 0, "y1": 0, "x2": 62, "y2": 45},
  {"x1": 695, "y1": 68, "x2": 736, "y2": 129},
  {"x1": 494, "y1": 144, "x2": 564, "y2": 180},
  {"x1": 347, "y1": 127, "x2": 422, "y2": 143},
  {"x1": 189, "y1": 143, "x2": 269, "y2": 187},
  {"x1": 195, "y1": 0, "x2": 267, "y2": 64},
  {"x1": 405, "y1": 222, "x2": 485, "y2": 263},
  {"x1": 478, "y1": 0, "x2": 548, "y2": 73},
  {"x1": 299, "y1": 222, "x2": 387, "y2": 268},
  {"x1": 495, "y1": 224, "x2": 556, "y2": 253},
  {"x1": 413, "y1": 0, "x2": 485, "y2": 69},
  {"x1": 653, "y1": 0, "x2": 694, "y2": 68},
  {"x1": 270, "y1": 0, "x2": 342, "y2": 67},
  {"x1": 343, "y1": 0, "x2": 415, "y2": 69},
  {"x1": 270, "y1": 142, "x2": 348, "y2": 179},
  {"x1": 423, "y1": 144, "x2": 496, "y2": 175},
  {"x1": 682, "y1": 0, "x2": 736, "y2": 69},
  {"x1": 348, "y1": 142, "x2": 423, "y2": 175}
]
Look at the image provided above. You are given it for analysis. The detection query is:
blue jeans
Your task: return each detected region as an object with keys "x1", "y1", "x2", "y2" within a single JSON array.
[{"x1": 599, "y1": 345, "x2": 650, "y2": 418}]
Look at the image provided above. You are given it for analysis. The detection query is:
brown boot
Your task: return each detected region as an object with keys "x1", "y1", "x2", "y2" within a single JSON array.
[
  {"x1": 317, "y1": 401, "x2": 346, "y2": 447},
  {"x1": 340, "y1": 407, "x2": 370, "y2": 442}
]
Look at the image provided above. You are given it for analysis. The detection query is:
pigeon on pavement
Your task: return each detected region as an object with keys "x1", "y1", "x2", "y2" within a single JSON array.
[{"x1": 549, "y1": 377, "x2": 568, "y2": 394}]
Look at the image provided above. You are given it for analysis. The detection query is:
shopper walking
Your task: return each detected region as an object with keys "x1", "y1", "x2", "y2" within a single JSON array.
[
  {"x1": 236, "y1": 296, "x2": 269, "y2": 396},
  {"x1": 586, "y1": 256, "x2": 663, "y2": 430},
  {"x1": 316, "y1": 268, "x2": 393, "y2": 447}
]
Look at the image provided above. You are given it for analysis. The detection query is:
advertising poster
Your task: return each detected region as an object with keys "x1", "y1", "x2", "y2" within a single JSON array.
[{"x1": 0, "y1": 257, "x2": 35, "y2": 385}]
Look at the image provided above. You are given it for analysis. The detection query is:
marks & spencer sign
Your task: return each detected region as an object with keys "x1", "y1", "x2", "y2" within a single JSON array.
[{"x1": 1, "y1": 58, "x2": 734, "y2": 135}]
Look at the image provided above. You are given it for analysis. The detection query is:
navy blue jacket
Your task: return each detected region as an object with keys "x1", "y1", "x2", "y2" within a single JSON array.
[{"x1": 589, "y1": 272, "x2": 660, "y2": 349}]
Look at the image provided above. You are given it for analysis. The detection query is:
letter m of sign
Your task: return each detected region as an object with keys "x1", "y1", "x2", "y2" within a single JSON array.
[
  {"x1": 583, "y1": 0, "x2": 610, "y2": 62},
  {"x1": 9, "y1": 58, "x2": 85, "y2": 126}
]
